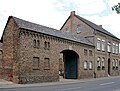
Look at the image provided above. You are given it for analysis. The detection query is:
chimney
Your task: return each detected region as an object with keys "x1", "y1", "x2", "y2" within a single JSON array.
[
  {"x1": 70, "y1": 11, "x2": 75, "y2": 16},
  {"x1": 99, "y1": 25, "x2": 102, "y2": 27}
]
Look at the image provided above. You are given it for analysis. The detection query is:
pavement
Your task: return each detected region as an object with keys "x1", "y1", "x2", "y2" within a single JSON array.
[{"x1": 0, "y1": 76, "x2": 120, "y2": 89}]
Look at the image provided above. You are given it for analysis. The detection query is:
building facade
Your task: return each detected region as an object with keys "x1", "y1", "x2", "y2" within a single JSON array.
[
  {"x1": 61, "y1": 11, "x2": 120, "y2": 77},
  {"x1": 0, "y1": 11, "x2": 119, "y2": 83}
]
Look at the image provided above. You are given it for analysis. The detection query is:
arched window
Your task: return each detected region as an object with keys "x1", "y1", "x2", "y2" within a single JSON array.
[
  {"x1": 37, "y1": 40, "x2": 40, "y2": 47},
  {"x1": 97, "y1": 57, "x2": 101, "y2": 70},
  {"x1": 102, "y1": 57, "x2": 105, "y2": 70},
  {"x1": 89, "y1": 61, "x2": 92, "y2": 69},
  {"x1": 33, "y1": 39, "x2": 36, "y2": 47},
  {"x1": 77, "y1": 26, "x2": 81, "y2": 33},
  {"x1": 84, "y1": 61, "x2": 87, "y2": 69}
]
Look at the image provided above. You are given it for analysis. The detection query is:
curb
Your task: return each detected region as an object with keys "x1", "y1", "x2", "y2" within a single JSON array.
[{"x1": 0, "y1": 76, "x2": 120, "y2": 89}]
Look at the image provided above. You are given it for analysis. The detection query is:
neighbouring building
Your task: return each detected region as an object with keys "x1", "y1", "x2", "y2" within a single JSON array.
[{"x1": 0, "y1": 11, "x2": 119, "y2": 83}]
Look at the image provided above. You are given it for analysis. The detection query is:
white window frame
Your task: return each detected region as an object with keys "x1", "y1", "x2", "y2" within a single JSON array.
[
  {"x1": 107, "y1": 42, "x2": 111, "y2": 52},
  {"x1": 112, "y1": 59, "x2": 115, "y2": 67},
  {"x1": 116, "y1": 44, "x2": 118, "y2": 54},
  {"x1": 102, "y1": 40, "x2": 105, "y2": 51},
  {"x1": 112, "y1": 43, "x2": 115, "y2": 53},
  {"x1": 84, "y1": 61, "x2": 87, "y2": 69},
  {"x1": 102, "y1": 58, "x2": 105, "y2": 67},
  {"x1": 97, "y1": 57, "x2": 101, "y2": 67},
  {"x1": 77, "y1": 26, "x2": 81, "y2": 33},
  {"x1": 116, "y1": 59, "x2": 118, "y2": 67},
  {"x1": 97, "y1": 38, "x2": 101, "y2": 50},
  {"x1": 89, "y1": 61, "x2": 92, "y2": 69}
]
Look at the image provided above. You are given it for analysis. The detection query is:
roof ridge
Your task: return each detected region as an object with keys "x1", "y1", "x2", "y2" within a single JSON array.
[
  {"x1": 10, "y1": 16, "x2": 94, "y2": 46},
  {"x1": 75, "y1": 15, "x2": 119, "y2": 40}
]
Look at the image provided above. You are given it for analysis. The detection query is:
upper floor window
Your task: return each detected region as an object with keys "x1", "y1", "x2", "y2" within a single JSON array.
[
  {"x1": 33, "y1": 39, "x2": 36, "y2": 48},
  {"x1": 107, "y1": 42, "x2": 111, "y2": 52},
  {"x1": 97, "y1": 38, "x2": 101, "y2": 50},
  {"x1": 116, "y1": 44, "x2": 119, "y2": 54},
  {"x1": 44, "y1": 41, "x2": 50, "y2": 50},
  {"x1": 33, "y1": 39, "x2": 40, "y2": 48},
  {"x1": 89, "y1": 50, "x2": 93, "y2": 56},
  {"x1": 77, "y1": 26, "x2": 81, "y2": 33},
  {"x1": 102, "y1": 40, "x2": 105, "y2": 51},
  {"x1": 112, "y1": 43, "x2": 116, "y2": 53},
  {"x1": 84, "y1": 49, "x2": 87, "y2": 56}
]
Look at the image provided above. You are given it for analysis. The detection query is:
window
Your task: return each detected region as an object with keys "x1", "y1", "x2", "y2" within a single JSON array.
[
  {"x1": 84, "y1": 49, "x2": 87, "y2": 56},
  {"x1": 84, "y1": 61, "x2": 87, "y2": 69},
  {"x1": 97, "y1": 38, "x2": 101, "y2": 50},
  {"x1": 116, "y1": 44, "x2": 119, "y2": 54},
  {"x1": 77, "y1": 26, "x2": 81, "y2": 33},
  {"x1": 112, "y1": 59, "x2": 115, "y2": 70},
  {"x1": 102, "y1": 40, "x2": 105, "y2": 51},
  {"x1": 37, "y1": 40, "x2": 40, "y2": 48},
  {"x1": 33, "y1": 39, "x2": 36, "y2": 48},
  {"x1": 97, "y1": 57, "x2": 101, "y2": 70},
  {"x1": 102, "y1": 57, "x2": 105, "y2": 70},
  {"x1": 116, "y1": 59, "x2": 118, "y2": 68},
  {"x1": 33, "y1": 57, "x2": 39, "y2": 69},
  {"x1": 112, "y1": 43, "x2": 116, "y2": 53},
  {"x1": 107, "y1": 42, "x2": 111, "y2": 52},
  {"x1": 89, "y1": 50, "x2": 93, "y2": 56},
  {"x1": 44, "y1": 41, "x2": 50, "y2": 50},
  {"x1": 33, "y1": 39, "x2": 40, "y2": 48},
  {"x1": 44, "y1": 58, "x2": 50, "y2": 70},
  {"x1": 89, "y1": 61, "x2": 92, "y2": 69}
]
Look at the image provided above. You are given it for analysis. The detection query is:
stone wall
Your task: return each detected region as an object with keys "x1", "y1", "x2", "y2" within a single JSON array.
[{"x1": 17, "y1": 29, "x2": 95, "y2": 83}]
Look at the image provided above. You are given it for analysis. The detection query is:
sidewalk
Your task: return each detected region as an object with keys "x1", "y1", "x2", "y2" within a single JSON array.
[{"x1": 0, "y1": 76, "x2": 120, "y2": 89}]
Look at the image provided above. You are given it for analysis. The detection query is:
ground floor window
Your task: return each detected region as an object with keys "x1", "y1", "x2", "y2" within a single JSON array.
[
  {"x1": 33, "y1": 57, "x2": 39, "y2": 70},
  {"x1": 84, "y1": 61, "x2": 87, "y2": 70},
  {"x1": 97, "y1": 57, "x2": 101, "y2": 70},
  {"x1": 44, "y1": 58, "x2": 50, "y2": 70},
  {"x1": 89, "y1": 61, "x2": 92, "y2": 70}
]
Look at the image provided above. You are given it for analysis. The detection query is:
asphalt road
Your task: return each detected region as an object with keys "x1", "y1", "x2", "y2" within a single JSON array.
[{"x1": 1, "y1": 77, "x2": 120, "y2": 91}]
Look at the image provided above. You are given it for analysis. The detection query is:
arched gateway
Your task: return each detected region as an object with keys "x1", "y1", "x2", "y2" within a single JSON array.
[{"x1": 60, "y1": 50, "x2": 79, "y2": 79}]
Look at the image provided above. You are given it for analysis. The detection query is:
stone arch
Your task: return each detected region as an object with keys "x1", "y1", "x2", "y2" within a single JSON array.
[{"x1": 60, "y1": 50, "x2": 79, "y2": 79}]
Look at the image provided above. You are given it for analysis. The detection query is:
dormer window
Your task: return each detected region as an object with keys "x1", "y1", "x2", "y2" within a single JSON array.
[{"x1": 77, "y1": 26, "x2": 81, "y2": 33}]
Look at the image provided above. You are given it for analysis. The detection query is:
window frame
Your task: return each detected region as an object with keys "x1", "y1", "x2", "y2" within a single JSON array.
[
  {"x1": 102, "y1": 40, "x2": 105, "y2": 51},
  {"x1": 84, "y1": 61, "x2": 87, "y2": 70},
  {"x1": 33, "y1": 57, "x2": 39, "y2": 70},
  {"x1": 77, "y1": 26, "x2": 81, "y2": 33},
  {"x1": 97, "y1": 38, "x2": 101, "y2": 50},
  {"x1": 44, "y1": 58, "x2": 50, "y2": 70}
]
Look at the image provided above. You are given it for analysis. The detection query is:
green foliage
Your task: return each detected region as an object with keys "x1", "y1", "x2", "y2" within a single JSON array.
[{"x1": 112, "y1": 3, "x2": 120, "y2": 14}]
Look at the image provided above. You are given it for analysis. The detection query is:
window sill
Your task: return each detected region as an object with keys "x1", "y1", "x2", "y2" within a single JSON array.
[
  {"x1": 44, "y1": 68, "x2": 50, "y2": 70},
  {"x1": 33, "y1": 68, "x2": 40, "y2": 70},
  {"x1": 89, "y1": 68, "x2": 92, "y2": 70}
]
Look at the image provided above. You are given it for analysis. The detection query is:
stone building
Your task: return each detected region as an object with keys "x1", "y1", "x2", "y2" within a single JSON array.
[
  {"x1": 0, "y1": 11, "x2": 119, "y2": 83},
  {"x1": 61, "y1": 11, "x2": 120, "y2": 77}
]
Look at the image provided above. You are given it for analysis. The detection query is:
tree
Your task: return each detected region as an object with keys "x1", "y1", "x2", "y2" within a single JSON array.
[{"x1": 112, "y1": 3, "x2": 120, "y2": 14}]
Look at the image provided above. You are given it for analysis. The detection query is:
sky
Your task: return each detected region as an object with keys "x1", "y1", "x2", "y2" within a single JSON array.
[{"x1": 0, "y1": 0, "x2": 120, "y2": 39}]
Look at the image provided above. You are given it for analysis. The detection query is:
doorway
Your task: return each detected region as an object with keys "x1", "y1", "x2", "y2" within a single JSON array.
[{"x1": 61, "y1": 50, "x2": 78, "y2": 79}]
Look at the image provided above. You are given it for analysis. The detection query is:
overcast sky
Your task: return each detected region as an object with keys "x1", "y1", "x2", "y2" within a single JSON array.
[{"x1": 0, "y1": 0, "x2": 120, "y2": 39}]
